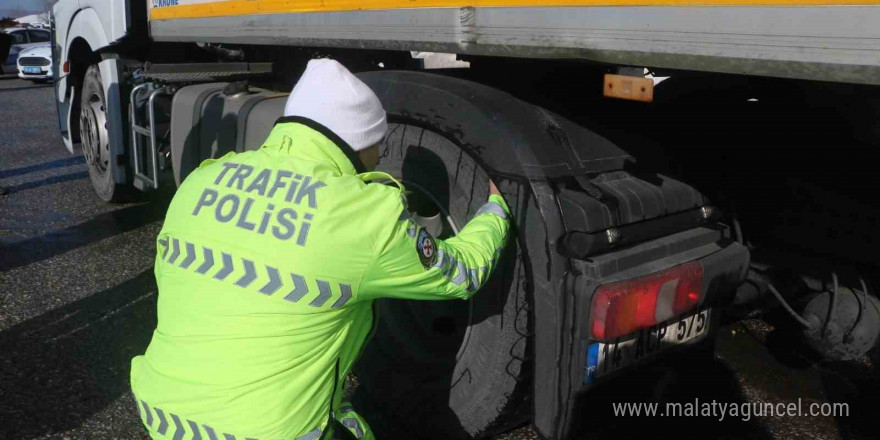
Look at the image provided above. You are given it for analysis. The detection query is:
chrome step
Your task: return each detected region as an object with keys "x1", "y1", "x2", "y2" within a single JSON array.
[{"x1": 142, "y1": 62, "x2": 273, "y2": 83}]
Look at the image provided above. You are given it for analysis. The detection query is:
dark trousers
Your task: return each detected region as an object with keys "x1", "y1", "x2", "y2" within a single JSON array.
[{"x1": 330, "y1": 419, "x2": 359, "y2": 440}]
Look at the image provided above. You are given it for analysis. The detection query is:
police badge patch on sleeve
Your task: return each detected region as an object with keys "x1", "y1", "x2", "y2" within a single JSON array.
[{"x1": 416, "y1": 228, "x2": 437, "y2": 268}]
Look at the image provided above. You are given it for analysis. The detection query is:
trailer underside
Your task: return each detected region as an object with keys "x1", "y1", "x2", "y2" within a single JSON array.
[{"x1": 148, "y1": 5, "x2": 880, "y2": 85}]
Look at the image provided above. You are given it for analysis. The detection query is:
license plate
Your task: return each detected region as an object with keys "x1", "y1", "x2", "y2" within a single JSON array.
[
  {"x1": 585, "y1": 308, "x2": 711, "y2": 385},
  {"x1": 23, "y1": 67, "x2": 42, "y2": 74}
]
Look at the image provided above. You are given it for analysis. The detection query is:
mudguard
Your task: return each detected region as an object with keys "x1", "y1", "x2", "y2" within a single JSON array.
[
  {"x1": 62, "y1": 8, "x2": 110, "y2": 75},
  {"x1": 359, "y1": 71, "x2": 748, "y2": 440},
  {"x1": 60, "y1": 1, "x2": 133, "y2": 65},
  {"x1": 359, "y1": 71, "x2": 610, "y2": 439},
  {"x1": 99, "y1": 58, "x2": 129, "y2": 184},
  {"x1": 358, "y1": 70, "x2": 633, "y2": 180}
]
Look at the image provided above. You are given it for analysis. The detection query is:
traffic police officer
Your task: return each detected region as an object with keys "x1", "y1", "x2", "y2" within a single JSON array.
[{"x1": 130, "y1": 59, "x2": 510, "y2": 440}]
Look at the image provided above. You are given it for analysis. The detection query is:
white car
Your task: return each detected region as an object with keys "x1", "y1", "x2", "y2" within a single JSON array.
[
  {"x1": 2, "y1": 27, "x2": 52, "y2": 74},
  {"x1": 17, "y1": 42, "x2": 52, "y2": 81}
]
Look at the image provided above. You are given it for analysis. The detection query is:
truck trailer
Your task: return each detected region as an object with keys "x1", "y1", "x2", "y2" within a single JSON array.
[{"x1": 50, "y1": 1, "x2": 879, "y2": 439}]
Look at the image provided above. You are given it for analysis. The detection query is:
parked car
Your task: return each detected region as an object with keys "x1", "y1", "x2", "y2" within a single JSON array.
[
  {"x1": 16, "y1": 43, "x2": 52, "y2": 81},
  {"x1": 1, "y1": 27, "x2": 51, "y2": 74}
]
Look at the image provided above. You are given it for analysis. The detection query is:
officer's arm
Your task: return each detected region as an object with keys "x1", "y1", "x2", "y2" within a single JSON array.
[{"x1": 359, "y1": 194, "x2": 510, "y2": 301}]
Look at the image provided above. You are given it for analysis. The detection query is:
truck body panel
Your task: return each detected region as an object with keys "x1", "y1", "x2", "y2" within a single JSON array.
[
  {"x1": 57, "y1": 1, "x2": 130, "y2": 67},
  {"x1": 81, "y1": 0, "x2": 131, "y2": 47},
  {"x1": 149, "y1": 1, "x2": 880, "y2": 84}
]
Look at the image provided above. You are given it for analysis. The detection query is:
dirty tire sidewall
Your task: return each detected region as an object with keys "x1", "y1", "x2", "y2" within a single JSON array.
[
  {"x1": 354, "y1": 123, "x2": 531, "y2": 439},
  {"x1": 80, "y1": 65, "x2": 118, "y2": 202}
]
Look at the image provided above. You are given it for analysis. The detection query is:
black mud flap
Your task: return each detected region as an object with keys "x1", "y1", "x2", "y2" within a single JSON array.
[
  {"x1": 356, "y1": 71, "x2": 634, "y2": 440},
  {"x1": 99, "y1": 59, "x2": 130, "y2": 184},
  {"x1": 557, "y1": 226, "x2": 749, "y2": 438}
]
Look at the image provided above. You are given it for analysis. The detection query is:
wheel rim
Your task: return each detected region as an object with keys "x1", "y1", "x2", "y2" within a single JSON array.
[{"x1": 80, "y1": 94, "x2": 109, "y2": 176}]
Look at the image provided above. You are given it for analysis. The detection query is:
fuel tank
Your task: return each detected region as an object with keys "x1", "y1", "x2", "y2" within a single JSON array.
[{"x1": 169, "y1": 82, "x2": 288, "y2": 186}]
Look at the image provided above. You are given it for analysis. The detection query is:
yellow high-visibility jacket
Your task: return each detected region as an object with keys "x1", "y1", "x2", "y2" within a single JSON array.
[{"x1": 130, "y1": 117, "x2": 510, "y2": 440}]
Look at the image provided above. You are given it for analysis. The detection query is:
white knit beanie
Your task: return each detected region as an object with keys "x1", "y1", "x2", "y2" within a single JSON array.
[{"x1": 284, "y1": 58, "x2": 387, "y2": 152}]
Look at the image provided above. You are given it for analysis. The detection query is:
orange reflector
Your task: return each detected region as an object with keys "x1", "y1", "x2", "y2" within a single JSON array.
[
  {"x1": 603, "y1": 73, "x2": 654, "y2": 103},
  {"x1": 63, "y1": 61, "x2": 70, "y2": 73},
  {"x1": 590, "y1": 261, "x2": 704, "y2": 341}
]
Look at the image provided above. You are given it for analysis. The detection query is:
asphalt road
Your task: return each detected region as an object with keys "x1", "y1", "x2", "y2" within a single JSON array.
[{"x1": 1, "y1": 75, "x2": 877, "y2": 440}]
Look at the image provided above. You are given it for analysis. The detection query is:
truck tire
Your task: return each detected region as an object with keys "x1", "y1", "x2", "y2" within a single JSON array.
[
  {"x1": 79, "y1": 65, "x2": 128, "y2": 202},
  {"x1": 353, "y1": 122, "x2": 531, "y2": 439}
]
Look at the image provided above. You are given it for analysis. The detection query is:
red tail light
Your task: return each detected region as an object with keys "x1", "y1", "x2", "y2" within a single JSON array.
[
  {"x1": 63, "y1": 61, "x2": 69, "y2": 73},
  {"x1": 590, "y1": 261, "x2": 704, "y2": 341}
]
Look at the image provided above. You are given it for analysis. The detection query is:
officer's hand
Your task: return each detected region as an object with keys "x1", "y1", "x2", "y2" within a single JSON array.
[{"x1": 489, "y1": 179, "x2": 502, "y2": 198}]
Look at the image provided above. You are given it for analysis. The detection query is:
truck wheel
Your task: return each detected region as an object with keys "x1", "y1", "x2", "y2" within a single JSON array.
[
  {"x1": 353, "y1": 123, "x2": 531, "y2": 439},
  {"x1": 79, "y1": 65, "x2": 127, "y2": 202}
]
